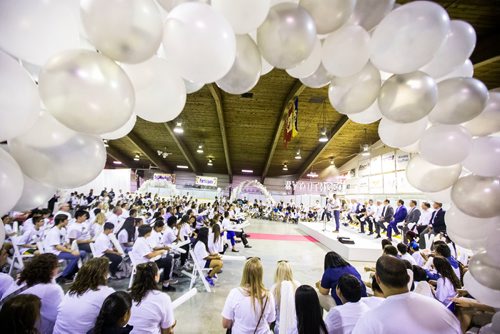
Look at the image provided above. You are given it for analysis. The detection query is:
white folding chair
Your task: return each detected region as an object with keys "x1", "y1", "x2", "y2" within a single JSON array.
[
  {"x1": 181, "y1": 250, "x2": 212, "y2": 293},
  {"x1": 128, "y1": 256, "x2": 138, "y2": 289},
  {"x1": 9, "y1": 236, "x2": 35, "y2": 275},
  {"x1": 89, "y1": 242, "x2": 100, "y2": 258},
  {"x1": 12, "y1": 221, "x2": 19, "y2": 235},
  {"x1": 71, "y1": 240, "x2": 83, "y2": 268},
  {"x1": 108, "y1": 234, "x2": 126, "y2": 258}
]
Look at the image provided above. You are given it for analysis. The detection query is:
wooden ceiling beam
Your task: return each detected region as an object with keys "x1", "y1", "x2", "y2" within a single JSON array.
[
  {"x1": 125, "y1": 132, "x2": 171, "y2": 172},
  {"x1": 295, "y1": 115, "x2": 349, "y2": 179},
  {"x1": 163, "y1": 123, "x2": 201, "y2": 174},
  {"x1": 208, "y1": 84, "x2": 233, "y2": 183},
  {"x1": 261, "y1": 80, "x2": 306, "y2": 183},
  {"x1": 106, "y1": 145, "x2": 136, "y2": 168}
]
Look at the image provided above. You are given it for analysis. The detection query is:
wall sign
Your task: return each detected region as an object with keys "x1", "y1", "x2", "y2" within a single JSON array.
[
  {"x1": 153, "y1": 173, "x2": 176, "y2": 183},
  {"x1": 195, "y1": 176, "x2": 218, "y2": 187}
]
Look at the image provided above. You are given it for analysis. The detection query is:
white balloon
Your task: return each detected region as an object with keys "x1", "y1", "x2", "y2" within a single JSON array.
[
  {"x1": 419, "y1": 125, "x2": 472, "y2": 166},
  {"x1": 370, "y1": 1, "x2": 450, "y2": 74},
  {"x1": 212, "y1": 0, "x2": 270, "y2": 34},
  {"x1": 329, "y1": 62, "x2": 381, "y2": 114},
  {"x1": 322, "y1": 24, "x2": 371, "y2": 77},
  {"x1": 184, "y1": 79, "x2": 204, "y2": 94},
  {"x1": 349, "y1": 0, "x2": 395, "y2": 31},
  {"x1": 9, "y1": 113, "x2": 107, "y2": 189},
  {"x1": 257, "y1": 3, "x2": 317, "y2": 69},
  {"x1": 156, "y1": 0, "x2": 208, "y2": 11},
  {"x1": 420, "y1": 20, "x2": 476, "y2": 79},
  {"x1": 286, "y1": 38, "x2": 322, "y2": 79},
  {"x1": 299, "y1": 64, "x2": 332, "y2": 88},
  {"x1": 299, "y1": 0, "x2": 356, "y2": 35},
  {"x1": 163, "y1": 3, "x2": 236, "y2": 83},
  {"x1": 463, "y1": 137, "x2": 500, "y2": 177},
  {"x1": 38, "y1": 50, "x2": 135, "y2": 135},
  {"x1": 400, "y1": 139, "x2": 420, "y2": 153},
  {"x1": 463, "y1": 271, "x2": 500, "y2": 308},
  {"x1": 0, "y1": 0, "x2": 79, "y2": 66},
  {"x1": 429, "y1": 78, "x2": 489, "y2": 125},
  {"x1": 216, "y1": 34, "x2": 262, "y2": 94},
  {"x1": 348, "y1": 101, "x2": 383, "y2": 124},
  {"x1": 0, "y1": 148, "x2": 24, "y2": 215},
  {"x1": 81, "y1": 0, "x2": 163, "y2": 64},
  {"x1": 13, "y1": 174, "x2": 56, "y2": 211},
  {"x1": 122, "y1": 57, "x2": 186, "y2": 123},
  {"x1": 469, "y1": 250, "x2": 500, "y2": 291},
  {"x1": 101, "y1": 113, "x2": 137, "y2": 140},
  {"x1": 0, "y1": 51, "x2": 40, "y2": 141},
  {"x1": 463, "y1": 91, "x2": 500, "y2": 136},
  {"x1": 406, "y1": 155, "x2": 461, "y2": 192},
  {"x1": 451, "y1": 175, "x2": 500, "y2": 219},
  {"x1": 378, "y1": 117, "x2": 428, "y2": 148},
  {"x1": 486, "y1": 227, "x2": 500, "y2": 267},
  {"x1": 445, "y1": 206, "x2": 496, "y2": 250},
  {"x1": 436, "y1": 59, "x2": 474, "y2": 82},
  {"x1": 261, "y1": 57, "x2": 274, "y2": 76}
]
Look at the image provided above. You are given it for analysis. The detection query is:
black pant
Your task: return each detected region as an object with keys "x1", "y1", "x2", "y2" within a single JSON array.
[
  {"x1": 321, "y1": 210, "x2": 332, "y2": 221},
  {"x1": 375, "y1": 220, "x2": 386, "y2": 236},
  {"x1": 78, "y1": 243, "x2": 91, "y2": 254},
  {"x1": 156, "y1": 254, "x2": 173, "y2": 281},
  {"x1": 104, "y1": 253, "x2": 122, "y2": 275},
  {"x1": 360, "y1": 217, "x2": 373, "y2": 233},
  {"x1": 180, "y1": 244, "x2": 189, "y2": 266},
  {"x1": 236, "y1": 231, "x2": 249, "y2": 246}
]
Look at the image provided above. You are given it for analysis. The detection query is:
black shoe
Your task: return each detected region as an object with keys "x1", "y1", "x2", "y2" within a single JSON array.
[
  {"x1": 162, "y1": 285, "x2": 176, "y2": 292},
  {"x1": 244, "y1": 245, "x2": 252, "y2": 248},
  {"x1": 359, "y1": 231, "x2": 365, "y2": 234},
  {"x1": 374, "y1": 235, "x2": 381, "y2": 239},
  {"x1": 245, "y1": 234, "x2": 251, "y2": 238},
  {"x1": 367, "y1": 232, "x2": 374, "y2": 235},
  {"x1": 231, "y1": 249, "x2": 239, "y2": 252}
]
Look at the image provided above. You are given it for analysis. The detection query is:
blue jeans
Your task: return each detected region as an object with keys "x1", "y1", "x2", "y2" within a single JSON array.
[
  {"x1": 387, "y1": 221, "x2": 400, "y2": 239},
  {"x1": 58, "y1": 250, "x2": 86, "y2": 278},
  {"x1": 333, "y1": 210, "x2": 340, "y2": 230},
  {"x1": 226, "y1": 231, "x2": 236, "y2": 246}
]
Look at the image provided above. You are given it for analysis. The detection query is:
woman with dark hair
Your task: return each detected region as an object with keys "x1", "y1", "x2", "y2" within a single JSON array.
[
  {"x1": 208, "y1": 223, "x2": 224, "y2": 254},
  {"x1": 433, "y1": 256, "x2": 461, "y2": 305},
  {"x1": 53, "y1": 258, "x2": 114, "y2": 334},
  {"x1": 128, "y1": 263, "x2": 176, "y2": 334},
  {"x1": 316, "y1": 251, "x2": 366, "y2": 310},
  {"x1": 1, "y1": 253, "x2": 63, "y2": 334},
  {"x1": 117, "y1": 217, "x2": 137, "y2": 253},
  {"x1": 295, "y1": 285, "x2": 328, "y2": 334},
  {"x1": 88, "y1": 291, "x2": 133, "y2": 334},
  {"x1": 0, "y1": 294, "x2": 41, "y2": 334},
  {"x1": 177, "y1": 215, "x2": 193, "y2": 268},
  {"x1": 193, "y1": 227, "x2": 223, "y2": 287},
  {"x1": 412, "y1": 265, "x2": 434, "y2": 298}
]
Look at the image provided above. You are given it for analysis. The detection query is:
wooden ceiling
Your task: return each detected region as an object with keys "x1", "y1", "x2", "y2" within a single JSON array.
[{"x1": 107, "y1": 0, "x2": 500, "y2": 182}]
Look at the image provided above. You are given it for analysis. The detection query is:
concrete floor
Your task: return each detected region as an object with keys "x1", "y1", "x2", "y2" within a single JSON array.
[{"x1": 106, "y1": 219, "x2": 376, "y2": 334}]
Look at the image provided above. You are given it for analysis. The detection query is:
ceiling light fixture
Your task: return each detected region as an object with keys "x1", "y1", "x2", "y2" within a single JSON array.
[
  {"x1": 307, "y1": 171, "x2": 318, "y2": 178},
  {"x1": 207, "y1": 158, "x2": 213, "y2": 166},
  {"x1": 133, "y1": 154, "x2": 140, "y2": 161},
  {"x1": 177, "y1": 165, "x2": 189, "y2": 169},
  {"x1": 157, "y1": 148, "x2": 172, "y2": 159},
  {"x1": 173, "y1": 122, "x2": 184, "y2": 134},
  {"x1": 318, "y1": 102, "x2": 328, "y2": 143},
  {"x1": 295, "y1": 149, "x2": 302, "y2": 160},
  {"x1": 319, "y1": 127, "x2": 328, "y2": 143},
  {"x1": 113, "y1": 161, "x2": 122, "y2": 165},
  {"x1": 330, "y1": 156, "x2": 335, "y2": 166},
  {"x1": 242, "y1": 169, "x2": 253, "y2": 173},
  {"x1": 360, "y1": 128, "x2": 371, "y2": 157},
  {"x1": 283, "y1": 163, "x2": 288, "y2": 171},
  {"x1": 196, "y1": 144, "x2": 204, "y2": 154},
  {"x1": 103, "y1": 139, "x2": 109, "y2": 147}
]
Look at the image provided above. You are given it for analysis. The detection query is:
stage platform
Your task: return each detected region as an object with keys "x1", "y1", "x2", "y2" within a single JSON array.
[{"x1": 298, "y1": 222, "x2": 381, "y2": 262}]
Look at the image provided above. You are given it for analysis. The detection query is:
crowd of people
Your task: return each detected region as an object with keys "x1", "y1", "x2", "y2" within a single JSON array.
[{"x1": 0, "y1": 188, "x2": 495, "y2": 333}]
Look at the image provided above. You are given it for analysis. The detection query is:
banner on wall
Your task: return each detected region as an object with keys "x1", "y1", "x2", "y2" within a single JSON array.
[
  {"x1": 396, "y1": 150, "x2": 411, "y2": 170},
  {"x1": 358, "y1": 159, "x2": 371, "y2": 177},
  {"x1": 371, "y1": 155, "x2": 382, "y2": 175},
  {"x1": 382, "y1": 152, "x2": 396, "y2": 172},
  {"x1": 195, "y1": 176, "x2": 218, "y2": 187},
  {"x1": 285, "y1": 180, "x2": 344, "y2": 194},
  {"x1": 153, "y1": 173, "x2": 176, "y2": 183}
]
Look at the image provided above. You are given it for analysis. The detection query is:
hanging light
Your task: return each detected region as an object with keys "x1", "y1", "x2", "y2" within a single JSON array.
[
  {"x1": 196, "y1": 144, "x2": 204, "y2": 154},
  {"x1": 133, "y1": 154, "x2": 140, "y2": 161},
  {"x1": 295, "y1": 149, "x2": 302, "y2": 160},
  {"x1": 207, "y1": 158, "x2": 213, "y2": 166},
  {"x1": 103, "y1": 139, "x2": 109, "y2": 147},
  {"x1": 330, "y1": 156, "x2": 335, "y2": 166},
  {"x1": 283, "y1": 163, "x2": 288, "y2": 171},
  {"x1": 307, "y1": 170, "x2": 318, "y2": 178},
  {"x1": 319, "y1": 127, "x2": 328, "y2": 143},
  {"x1": 173, "y1": 122, "x2": 184, "y2": 134},
  {"x1": 360, "y1": 128, "x2": 371, "y2": 157}
]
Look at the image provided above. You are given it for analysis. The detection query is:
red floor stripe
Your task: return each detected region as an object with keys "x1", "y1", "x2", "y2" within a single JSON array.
[{"x1": 248, "y1": 233, "x2": 318, "y2": 242}]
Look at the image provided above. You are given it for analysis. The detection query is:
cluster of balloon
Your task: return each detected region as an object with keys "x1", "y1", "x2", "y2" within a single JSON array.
[{"x1": 0, "y1": 0, "x2": 499, "y2": 309}]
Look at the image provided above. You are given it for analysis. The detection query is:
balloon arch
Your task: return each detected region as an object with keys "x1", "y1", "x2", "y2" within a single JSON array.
[{"x1": 230, "y1": 180, "x2": 275, "y2": 205}]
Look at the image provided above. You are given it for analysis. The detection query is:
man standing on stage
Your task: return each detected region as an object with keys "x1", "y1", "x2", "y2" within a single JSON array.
[{"x1": 332, "y1": 194, "x2": 341, "y2": 232}]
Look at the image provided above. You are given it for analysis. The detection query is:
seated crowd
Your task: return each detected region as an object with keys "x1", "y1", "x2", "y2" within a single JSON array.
[{"x1": 0, "y1": 189, "x2": 495, "y2": 333}]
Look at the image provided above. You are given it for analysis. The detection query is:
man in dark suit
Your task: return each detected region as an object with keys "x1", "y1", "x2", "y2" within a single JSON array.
[
  {"x1": 387, "y1": 199, "x2": 407, "y2": 241},
  {"x1": 374, "y1": 199, "x2": 394, "y2": 239},
  {"x1": 419, "y1": 202, "x2": 446, "y2": 249},
  {"x1": 403, "y1": 200, "x2": 421, "y2": 244}
]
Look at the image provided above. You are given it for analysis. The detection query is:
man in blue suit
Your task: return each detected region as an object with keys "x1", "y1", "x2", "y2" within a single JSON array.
[{"x1": 387, "y1": 199, "x2": 407, "y2": 241}]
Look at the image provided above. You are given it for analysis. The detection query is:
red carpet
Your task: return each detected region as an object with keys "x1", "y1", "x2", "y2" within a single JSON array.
[{"x1": 248, "y1": 233, "x2": 318, "y2": 242}]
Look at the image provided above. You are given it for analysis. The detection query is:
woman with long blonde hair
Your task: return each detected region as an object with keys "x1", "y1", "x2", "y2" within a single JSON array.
[
  {"x1": 271, "y1": 261, "x2": 300, "y2": 334},
  {"x1": 222, "y1": 257, "x2": 276, "y2": 333},
  {"x1": 91, "y1": 211, "x2": 106, "y2": 238}
]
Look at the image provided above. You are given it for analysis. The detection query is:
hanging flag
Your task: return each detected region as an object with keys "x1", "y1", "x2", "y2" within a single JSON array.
[
  {"x1": 284, "y1": 99, "x2": 295, "y2": 148},
  {"x1": 292, "y1": 97, "x2": 299, "y2": 138}
]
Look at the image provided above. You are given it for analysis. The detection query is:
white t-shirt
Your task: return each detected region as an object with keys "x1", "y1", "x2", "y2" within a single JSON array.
[
  {"x1": 162, "y1": 227, "x2": 177, "y2": 246},
  {"x1": 411, "y1": 252, "x2": 426, "y2": 267},
  {"x1": 222, "y1": 288, "x2": 276, "y2": 334},
  {"x1": 94, "y1": 233, "x2": 113, "y2": 257},
  {"x1": 148, "y1": 230, "x2": 163, "y2": 248},
  {"x1": 179, "y1": 223, "x2": 191, "y2": 240},
  {"x1": 435, "y1": 277, "x2": 457, "y2": 306},
  {"x1": 401, "y1": 253, "x2": 417, "y2": 266},
  {"x1": 21, "y1": 218, "x2": 34, "y2": 233},
  {"x1": 414, "y1": 281, "x2": 434, "y2": 299},
  {"x1": 0, "y1": 273, "x2": 14, "y2": 300},
  {"x1": 208, "y1": 232, "x2": 223, "y2": 253},
  {"x1": 53, "y1": 286, "x2": 115, "y2": 334},
  {"x1": 67, "y1": 222, "x2": 91, "y2": 241},
  {"x1": 325, "y1": 301, "x2": 371, "y2": 334},
  {"x1": 193, "y1": 241, "x2": 209, "y2": 267},
  {"x1": 360, "y1": 296, "x2": 385, "y2": 309},
  {"x1": 129, "y1": 290, "x2": 175, "y2": 334},
  {"x1": 3, "y1": 282, "x2": 64, "y2": 334},
  {"x1": 44, "y1": 226, "x2": 65, "y2": 255},
  {"x1": 351, "y1": 292, "x2": 461, "y2": 334},
  {"x1": 130, "y1": 237, "x2": 153, "y2": 265}
]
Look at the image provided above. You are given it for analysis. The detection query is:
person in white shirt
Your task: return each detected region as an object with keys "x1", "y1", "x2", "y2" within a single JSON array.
[
  {"x1": 325, "y1": 274, "x2": 371, "y2": 334},
  {"x1": 208, "y1": 223, "x2": 224, "y2": 254},
  {"x1": 53, "y1": 258, "x2": 115, "y2": 334},
  {"x1": 17, "y1": 216, "x2": 45, "y2": 254},
  {"x1": 222, "y1": 257, "x2": 276, "y2": 334},
  {"x1": 270, "y1": 261, "x2": 300, "y2": 334},
  {"x1": 130, "y1": 225, "x2": 176, "y2": 292},
  {"x1": 360, "y1": 276, "x2": 385, "y2": 309},
  {"x1": 0, "y1": 272, "x2": 14, "y2": 300},
  {"x1": 352, "y1": 256, "x2": 461, "y2": 334},
  {"x1": 416, "y1": 202, "x2": 433, "y2": 248},
  {"x1": 194, "y1": 227, "x2": 223, "y2": 287},
  {"x1": 94, "y1": 222, "x2": 123, "y2": 277},
  {"x1": 432, "y1": 256, "x2": 461, "y2": 306},
  {"x1": 87, "y1": 291, "x2": 133, "y2": 334},
  {"x1": 67, "y1": 210, "x2": 92, "y2": 253},
  {"x1": 108, "y1": 207, "x2": 123, "y2": 233},
  {"x1": 129, "y1": 262, "x2": 176, "y2": 334},
  {"x1": 408, "y1": 243, "x2": 426, "y2": 267},
  {"x1": 162, "y1": 216, "x2": 179, "y2": 247},
  {"x1": 412, "y1": 265, "x2": 435, "y2": 299},
  {"x1": 54, "y1": 202, "x2": 72, "y2": 220},
  {"x1": 396, "y1": 243, "x2": 417, "y2": 266},
  {"x1": 44, "y1": 214, "x2": 85, "y2": 281},
  {"x1": 1, "y1": 253, "x2": 64, "y2": 334}
]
